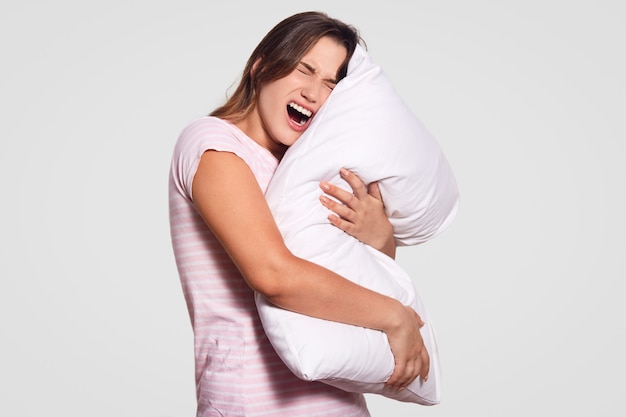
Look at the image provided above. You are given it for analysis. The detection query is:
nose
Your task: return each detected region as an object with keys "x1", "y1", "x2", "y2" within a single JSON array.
[
  {"x1": 301, "y1": 79, "x2": 323, "y2": 104},
  {"x1": 301, "y1": 86, "x2": 317, "y2": 103}
]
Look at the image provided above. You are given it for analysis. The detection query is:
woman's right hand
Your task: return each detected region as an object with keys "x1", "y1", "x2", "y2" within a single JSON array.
[{"x1": 384, "y1": 305, "x2": 430, "y2": 390}]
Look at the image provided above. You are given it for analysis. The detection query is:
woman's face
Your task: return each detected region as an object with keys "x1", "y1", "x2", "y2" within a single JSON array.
[{"x1": 238, "y1": 36, "x2": 348, "y2": 159}]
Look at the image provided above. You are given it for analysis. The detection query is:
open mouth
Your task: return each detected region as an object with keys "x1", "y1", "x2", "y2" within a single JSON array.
[{"x1": 287, "y1": 102, "x2": 313, "y2": 126}]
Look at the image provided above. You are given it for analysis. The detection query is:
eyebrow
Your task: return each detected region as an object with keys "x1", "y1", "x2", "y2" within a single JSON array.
[{"x1": 300, "y1": 61, "x2": 339, "y2": 85}]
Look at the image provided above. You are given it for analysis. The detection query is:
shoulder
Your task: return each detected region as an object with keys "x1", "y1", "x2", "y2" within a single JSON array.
[
  {"x1": 170, "y1": 116, "x2": 243, "y2": 196},
  {"x1": 173, "y1": 116, "x2": 249, "y2": 158},
  {"x1": 177, "y1": 116, "x2": 234, "y2": 145}
]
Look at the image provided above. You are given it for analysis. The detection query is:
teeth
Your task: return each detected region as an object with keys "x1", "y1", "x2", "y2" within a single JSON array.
[{"x1": 288, "y1": 102, "x2": 312, "y2": 117}]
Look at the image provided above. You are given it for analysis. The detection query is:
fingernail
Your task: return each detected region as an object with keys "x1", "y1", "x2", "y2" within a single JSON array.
[
  {"x1": 320, "y1": 182, "x2": 330, "y2": 190},
  {"x1": 340, "y1": 168, "x2": 349, "y2": 176}
]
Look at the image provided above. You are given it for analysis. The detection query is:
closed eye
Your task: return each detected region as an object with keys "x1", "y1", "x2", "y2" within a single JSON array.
[
  {"x1": 298, "y1": 62, "x2": 338, "y2": 90},
  {"x1": 297, "y1": 64, "x2": 312, "y2": 76}
]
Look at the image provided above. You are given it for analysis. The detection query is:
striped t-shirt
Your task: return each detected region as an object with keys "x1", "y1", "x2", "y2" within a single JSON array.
[{"x1": 169, "y1": 116, "x2": 370, "y2": 417}]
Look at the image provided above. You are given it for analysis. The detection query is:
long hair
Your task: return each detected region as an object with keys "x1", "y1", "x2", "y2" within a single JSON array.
[{"x1": 210, "y1": 11, "x2": 362, "y2": 122}]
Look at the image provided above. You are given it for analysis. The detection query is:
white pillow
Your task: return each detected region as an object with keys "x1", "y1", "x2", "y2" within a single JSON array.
[{"x1": 257, "y1": 44, "x2": 459, "y2": 405}]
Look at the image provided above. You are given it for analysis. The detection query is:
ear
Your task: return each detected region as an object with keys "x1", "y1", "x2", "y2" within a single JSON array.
[{"x1": 251, "y1": 57, "x2": 262, "y2": 76}]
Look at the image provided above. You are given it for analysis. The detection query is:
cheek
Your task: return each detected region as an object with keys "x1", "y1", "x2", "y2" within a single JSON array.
[
  {"x1": 257, "y1": 92, "x2": 280, "y2": 122},
  {"x1": 320, "y1": 88, "x2": 334, "y2": 104}
]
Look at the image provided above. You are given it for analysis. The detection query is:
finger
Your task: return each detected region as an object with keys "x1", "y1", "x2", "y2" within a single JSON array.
[
  {"x1": 327, "y1": 213, "x2": 357, "y2": 235},
  {"x1": 386, "y1": 357, "x2": 409, "y2": 388},
  {"x1": 398, "y1": 361, "x2": 416, "y2": 390},
  {"x1": 420, "y1": 348, "x2": 431, "y2": 382},
  {"x1": 367, "y1": 181, "x2": 383, "y2": 202},
  {"x1": 387, "y1": 361, "x2": 416, "y2": 390},
  {"x1": 385, "y1": 366, "x2": 402, "y2": 389},
  {"x1": 340, "y1": 168, "x2": 369, "y2": 199},
  {"x1": 319, "y1": 195, "x2": 356, "y2": 225},
  {"x1": 319, "y1": 182, "x2": 359, "y2": 210}
]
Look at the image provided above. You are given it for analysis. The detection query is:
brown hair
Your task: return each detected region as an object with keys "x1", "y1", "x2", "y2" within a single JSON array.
[{"x1": 210, "y1": 11, "x2": 362, "y2": 123}]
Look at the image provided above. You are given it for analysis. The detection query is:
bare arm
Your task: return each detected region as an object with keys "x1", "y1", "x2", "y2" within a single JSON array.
[{"x1": 192, "y1": 150, "x2": 428, "y2": 388}]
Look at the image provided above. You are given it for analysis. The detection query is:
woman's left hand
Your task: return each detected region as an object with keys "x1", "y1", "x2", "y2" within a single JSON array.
[{"x1": 319, "y1": 168, "x2": 396, "y2": 259}]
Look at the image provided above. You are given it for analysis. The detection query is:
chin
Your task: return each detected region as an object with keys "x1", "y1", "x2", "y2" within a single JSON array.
[{"x1": 281, "y1": 133, "x2": 302, "y2": 147}]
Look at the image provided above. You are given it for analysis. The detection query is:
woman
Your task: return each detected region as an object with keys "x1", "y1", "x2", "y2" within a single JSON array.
[{"x1": 169, "y1": 11, "x2": 428, "y2": 416}]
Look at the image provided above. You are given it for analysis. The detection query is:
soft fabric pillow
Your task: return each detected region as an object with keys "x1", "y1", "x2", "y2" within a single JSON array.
[{"x1": 257, "y1": 44, "x2": 459, "y2": 405}]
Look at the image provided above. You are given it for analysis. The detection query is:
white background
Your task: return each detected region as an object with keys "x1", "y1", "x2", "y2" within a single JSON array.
[{"x1": 1, "y1": 1, "x2": 624, "y2": 416}]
